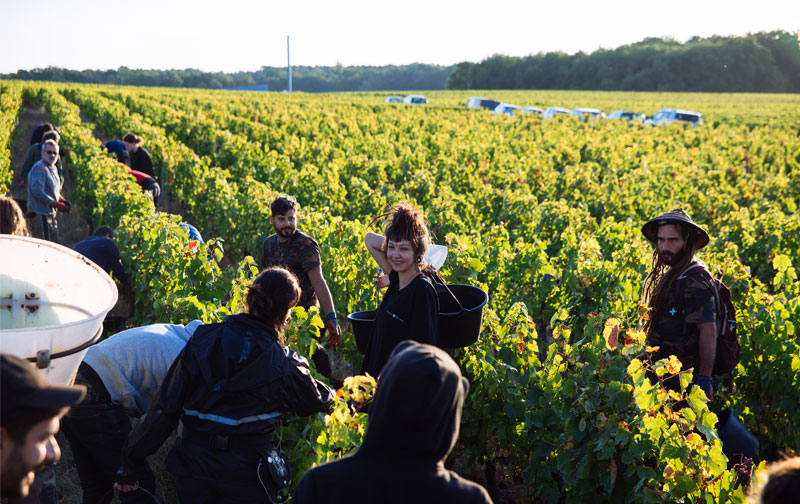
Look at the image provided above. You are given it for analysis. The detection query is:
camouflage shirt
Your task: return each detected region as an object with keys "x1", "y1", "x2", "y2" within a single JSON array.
[
  {"x1": 260, "y1": 231, "x2": 321, "y2": 308},
  {"x1": 649, "y1": 263, "x2": 717, "y2": 372}
]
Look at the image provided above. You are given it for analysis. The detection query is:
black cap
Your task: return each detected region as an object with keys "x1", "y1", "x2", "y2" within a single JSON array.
[
  {"x1": 0, "y1": 354, "x2": 86, "y2": 426},
  {"x1": 641, "y1": 208, "x2": 710, "y2": 250}
]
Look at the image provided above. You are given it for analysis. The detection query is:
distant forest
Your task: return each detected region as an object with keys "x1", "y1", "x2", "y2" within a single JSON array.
[
  {"x1": 2, "y1": 64, "x2": 454, "y2": 93},
  {"x1": 3, "y1": 31, "x2": 798, "y2": 93},
  {"x1": 446, "y1": 31, "x2": 800, "y2": 93}
]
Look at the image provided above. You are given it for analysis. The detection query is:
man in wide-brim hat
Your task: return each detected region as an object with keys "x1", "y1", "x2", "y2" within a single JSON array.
[
  {"x1": 641, "y1": 208, "x2": 710, "y2": 251},
  {"x1": 639, "y1": 208, "x2": 717, "y2": 399}
]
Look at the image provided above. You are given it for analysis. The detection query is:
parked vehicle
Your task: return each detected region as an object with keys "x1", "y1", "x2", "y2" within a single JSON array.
[
  {"x1": 465, "y1": 96, "x2": 488, "y2": 108},
  {"x1": 384, "y1": 95, "x2": 404, "y2": 103},
  {"x1": 572, "y1": 107, "x2": 606, "y2": 121},
  {"x1": 403, "y1": 94, "x2": 428, "y2": 105},
  {"x1": 493, "y1": 103, "x2": 521, "y2": 117},
  {"x1": 645, "y1": 108, "x2": 702, "y2": 127},
  {"x1": 543, "y1": 107, "x2": 573, "y2": 118},
  {"x1": 520, "y1": 106, "x2": 544, "y2": 115},
  {"x1": 479, "y1": 99, "x2": 501, "y2": 111},
  {"x1": 608, "y1": 110, "x2": 645, "y2": 121}
]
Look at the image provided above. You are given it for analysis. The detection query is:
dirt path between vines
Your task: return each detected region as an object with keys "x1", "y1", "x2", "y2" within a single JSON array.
[{"x1": 8, "y1": 106, "x2": 178, "y2": 504}]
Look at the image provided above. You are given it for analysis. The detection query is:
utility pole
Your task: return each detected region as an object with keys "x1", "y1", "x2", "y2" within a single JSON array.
[{"x1": 287, "y1": 36, "x2": 292, "y2": 93}]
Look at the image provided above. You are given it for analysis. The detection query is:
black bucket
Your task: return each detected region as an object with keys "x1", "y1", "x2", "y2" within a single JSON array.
[
  {"x1": 346, "y1": 283, "x2": 488, "y2": 354},
  {"x1": 347, "y1": 310, "x2": 376, "y2": 355},
  {"x1": 436, "y1": 284, "x2": 488, "y2": 348}
]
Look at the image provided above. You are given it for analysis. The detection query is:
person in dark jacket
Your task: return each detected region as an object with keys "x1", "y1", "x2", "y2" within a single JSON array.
[
  {"x1": 294, "y1": 341, "x2": 493, "y2": 504},
  {"x1": 122, "y1": 133, "x2": 155, "y2": 178},
  {"x1": 117, "y1": 267, "x2": 335, "y2": 503},
  {"x1": 29, "y1": 122, "x2": 56, "y2": 145},
  {"x1": 361, "y1": 202, "x2": 439, "y2": 377},
  {"x1": 73, "y1": 226, "x2": 130, "y2": 284},
  {"x1": 105, "y1": 139, "x2": 128, "y2": 163}
]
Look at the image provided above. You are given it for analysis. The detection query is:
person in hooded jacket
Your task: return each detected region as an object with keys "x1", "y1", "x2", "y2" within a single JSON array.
[
  {"x1": 294, "y1": 341, "x2": 493, "y2": 504},
  {"x1": 117, "y1": 267, "x2": 335, "y2": 503}
]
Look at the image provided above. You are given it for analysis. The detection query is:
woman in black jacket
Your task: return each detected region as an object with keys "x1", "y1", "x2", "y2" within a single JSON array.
[
  {"x1": 122, "y1": 133, "x2": 155, "y2": 178},
  {"x1": 118, "y1": 267, "x2": 334, "y2": 503}
]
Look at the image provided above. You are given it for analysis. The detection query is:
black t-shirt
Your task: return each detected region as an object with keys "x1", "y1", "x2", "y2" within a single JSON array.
[
  {"x1": 649, "y1": 264, "x2": 716, "y2": 372},
  {"x1": 260, "y1": 231, "x2": 321, "y2": 309},
  {"x1": 130, "y1": 146, "x2": 155, "y2": 178},
  {"x1": 360, "y1": 270, "x2": 439, "y2": 377}
]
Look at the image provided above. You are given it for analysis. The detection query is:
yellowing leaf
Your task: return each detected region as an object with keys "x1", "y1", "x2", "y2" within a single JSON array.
[
  {"x1": 665, "y1": 355, "x2": 682, "y2": 375},
  {"x1": 625, "y1": 328, "x2": 646, "y2": 346},
  {"x1": 603, "y1": 318, "x2": 621, "y2": 351},
  {"x1": 468, "y1": 257, "x2": 485, "y2": 272}
]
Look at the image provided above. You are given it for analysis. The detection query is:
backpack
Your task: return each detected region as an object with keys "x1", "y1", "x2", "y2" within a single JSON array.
[{"x1": 676, "y1": 263, "x2": 741, "y2": 375}]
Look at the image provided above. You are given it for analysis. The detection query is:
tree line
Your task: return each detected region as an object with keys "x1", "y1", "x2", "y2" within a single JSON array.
[
  {"x1": 2, "y1": 64, "x2": 454, "y2": 92},
  {"x1": 3, "y1": 31, "x2": 798, "y2": 93},
  {"x1": 446, "y1": 31, "x2": 800, "y2": 92}
]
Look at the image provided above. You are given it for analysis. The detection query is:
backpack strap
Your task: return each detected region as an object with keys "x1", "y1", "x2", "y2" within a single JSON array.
[
  {"x1": 674, "y1": 262, "x2": 718, "y2": 338},
  {"x1": 677, "y1": 262, "x2": 708, "y2": 281}
]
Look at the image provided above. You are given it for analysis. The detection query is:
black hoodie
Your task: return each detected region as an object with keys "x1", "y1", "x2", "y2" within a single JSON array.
[{"x1": 294, "y1": 341, "x2": 492, "y2": 503}]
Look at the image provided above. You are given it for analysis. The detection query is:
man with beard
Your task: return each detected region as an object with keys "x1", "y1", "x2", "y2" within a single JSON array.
[
  {"x1": 1, "y1": 354, "x2": 85, "y2": 502},
  {"x1": 640, "y1": 208, "x2": 716, "y2": 400},
  {"x1": 260, "y1": 196, "x2": 341, "y2": 346}
]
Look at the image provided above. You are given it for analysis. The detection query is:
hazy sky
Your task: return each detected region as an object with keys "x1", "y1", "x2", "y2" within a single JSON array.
[{"x1": 1, "y1": 0, "x2": 797, "y2": 73}]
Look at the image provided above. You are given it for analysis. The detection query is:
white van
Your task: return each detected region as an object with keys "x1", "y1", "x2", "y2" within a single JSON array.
[
  {"x1": 465, "y1": 96, "x2": 488, "y2": 108},
  {"x1": 493, "y1": 103, "x2": 521, "y2": 117},
  {"x1": 543, "y1": 107, "x2": 573, "y2": 118},
  {"x1": 404, "y1": 95, "x2": 428, "y2": 105},
  {"x1": 645, "y1": 109, "x2": 703, "y2": 127},
  {"x1": 572, "y1": 107, "x2": 606, "y2": 121}
]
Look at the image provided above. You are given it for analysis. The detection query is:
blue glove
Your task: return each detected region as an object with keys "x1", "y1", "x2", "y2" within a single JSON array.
[{"x1": 695, "y1": 376, "x2": 713, "y2": 400}]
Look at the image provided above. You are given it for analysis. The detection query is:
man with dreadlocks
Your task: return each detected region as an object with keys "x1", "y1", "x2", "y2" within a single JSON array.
[{"x1": 640, "y1": 209, "x2": 716, "y2": 400}]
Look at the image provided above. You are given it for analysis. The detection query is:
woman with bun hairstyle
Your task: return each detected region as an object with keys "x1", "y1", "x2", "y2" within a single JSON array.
[
  {"x1": 361, "y1": 202, "x2": 439, "y2": 378},
  {"x1": 122, "y1": 133, "x2": 155, "y2": 178},
  {"x1": 119, "y1": 267, "x2": 334, "y2": 503}
]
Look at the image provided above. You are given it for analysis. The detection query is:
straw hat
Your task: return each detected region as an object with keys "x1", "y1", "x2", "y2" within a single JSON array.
[{"x1": 641, "y1": 208, "x2": 709, "y2": 250}]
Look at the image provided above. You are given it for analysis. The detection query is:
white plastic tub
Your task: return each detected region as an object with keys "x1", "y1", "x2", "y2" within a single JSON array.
[{"x1": 1, "y1": 236, "x2": 118, "y2": 384}]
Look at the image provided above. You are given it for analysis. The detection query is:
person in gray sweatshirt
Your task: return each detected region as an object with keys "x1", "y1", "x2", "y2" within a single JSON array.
[{"x1": 61, "y1": 320, "x2": 202, "y2": 504}]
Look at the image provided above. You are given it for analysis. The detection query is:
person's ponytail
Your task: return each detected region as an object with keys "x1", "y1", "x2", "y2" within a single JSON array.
[{"x1": 246, "y1": 267, "x2": 301, "y2": 333}]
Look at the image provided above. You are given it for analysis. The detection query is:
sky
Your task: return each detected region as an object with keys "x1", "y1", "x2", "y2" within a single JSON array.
[{"x1": 1, "y1": 0, "x2": 798, "y2": 74}]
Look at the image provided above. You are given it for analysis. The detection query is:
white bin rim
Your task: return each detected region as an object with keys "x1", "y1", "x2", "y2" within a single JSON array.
[
  {"x1": 1, "y1": 235, "x2": 118, "y2": 384},
  {"x1": 0, "y1": 235, "x2": 118, "y2": 334}
]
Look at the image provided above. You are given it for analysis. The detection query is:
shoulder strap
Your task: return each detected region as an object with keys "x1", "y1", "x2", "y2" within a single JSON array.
[{"x1": 678, "y1": 262, "x2": 708, "y2": 280}]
